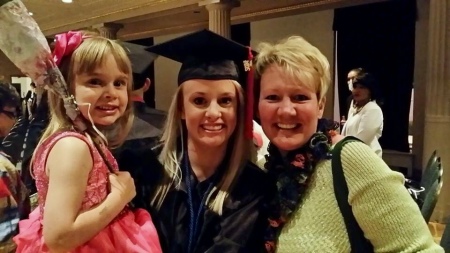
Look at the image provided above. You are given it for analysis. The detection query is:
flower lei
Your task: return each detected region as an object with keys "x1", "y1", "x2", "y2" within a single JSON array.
[{"x1": 264, "y1": 118, "x2": 339, "y2": 252}]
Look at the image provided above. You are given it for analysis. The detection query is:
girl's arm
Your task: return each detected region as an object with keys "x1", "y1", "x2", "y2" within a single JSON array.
[{"x1": 42, "y1": 137, "x2": 132, "y2": 252}]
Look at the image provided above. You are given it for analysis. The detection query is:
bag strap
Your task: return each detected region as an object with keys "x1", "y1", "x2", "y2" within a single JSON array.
[{"x1": 331, "y1": 136, "x2": 374, "y2": 253}]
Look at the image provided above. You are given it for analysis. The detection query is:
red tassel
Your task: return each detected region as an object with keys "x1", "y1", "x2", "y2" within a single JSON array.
[{"x1": 244, "y1": 47, "x2": 254, "y2": 140}]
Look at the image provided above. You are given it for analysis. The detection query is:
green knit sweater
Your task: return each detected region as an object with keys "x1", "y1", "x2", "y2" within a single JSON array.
[{"x1": 277, "y1": 141, "x2": 443, "y2": 253}]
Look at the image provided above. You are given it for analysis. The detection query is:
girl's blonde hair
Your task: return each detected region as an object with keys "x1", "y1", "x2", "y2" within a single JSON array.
[
  {"x1": 255, "y1": 36, "x2": 331, "y2": 101},
  {"x1": 32, "y1": 35, "x2": 134, "y2": 165},
  {"x1": 152, "y1": 80, "x2": 251, "y2": 215}
]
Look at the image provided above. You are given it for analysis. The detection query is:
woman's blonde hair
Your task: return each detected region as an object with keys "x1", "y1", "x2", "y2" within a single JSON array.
[
  {"x1": 152, "y1": 80, "x2": 251, "y2": 215},
  {"x1": 255, "y1": 36, "x2": 331, "y2": 101},
  {"x1": 32, "y1": 35, "x2": 134, "y2": 165}
]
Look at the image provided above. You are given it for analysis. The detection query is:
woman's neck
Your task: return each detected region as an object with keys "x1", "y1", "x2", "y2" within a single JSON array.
[
  {"x1": 354, "y1": 99, "x2": 370, "y2": 108},
  {"x1": 187, "y1": 139, "x2": 227, "y2": 182}
]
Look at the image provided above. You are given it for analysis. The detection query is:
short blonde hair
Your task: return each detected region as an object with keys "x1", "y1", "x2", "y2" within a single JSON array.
[
  {"x1": 36, "y1": 35, "x2": 133, "y2": 152},
  {"x1": 255, "y1": 36, "x2": 331, "y2": 101},
  {"x1": 152, "y1": 80, "x2": 251, "y2": 215}
]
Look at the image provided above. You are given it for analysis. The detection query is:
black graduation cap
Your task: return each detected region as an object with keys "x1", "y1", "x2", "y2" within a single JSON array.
[
  {"x1": 121, "y1": 41, "x2": 158, "y2": 89},
  {"x1": 121, "y1": 41, "x2": 158, "y2": 75},
  {"x1": 146, "y1": 29, "x2": 255, "y2": 139},
  {"x1": 146, "y1": 29, "x2": 253, "y2": 87}
]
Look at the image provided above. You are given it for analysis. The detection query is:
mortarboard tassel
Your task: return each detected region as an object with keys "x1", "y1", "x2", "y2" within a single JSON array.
[{"x1": 244, "y1": 47, "x2": 254, "y2": 140}]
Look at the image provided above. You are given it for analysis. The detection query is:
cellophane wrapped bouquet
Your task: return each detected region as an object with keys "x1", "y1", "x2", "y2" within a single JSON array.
[{"x1": 0, "y1": 0, "x2": 86, "y2": 130}]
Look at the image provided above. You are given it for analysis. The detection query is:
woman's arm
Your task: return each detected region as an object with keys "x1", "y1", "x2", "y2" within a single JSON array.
[
  {"x1": 341, "y1": 142, "x2": 443, "y2": 252},
  {"x1": 354, "y1": 105, "x2": 383, "y2": 144},
  {"x1": 43, "y1": 137, "x2": 128, "y2": 252}
]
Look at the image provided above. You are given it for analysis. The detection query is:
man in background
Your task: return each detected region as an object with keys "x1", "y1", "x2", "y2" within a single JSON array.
[
  {"x1": 113, "y1": 43, "x2": 166, "y2": 210},
  {"x1": 0, "y1": 83, "x2": 20, "y2": 143},
  {"x1": 127, "y1": 72, "x2": 166, "y2": 144},
  {"x1": 113, "y1": 70, "x2": 167, "y2": 159},
  {"x1": 345, "y1": 67, "x2": 365, "y2": 113}
]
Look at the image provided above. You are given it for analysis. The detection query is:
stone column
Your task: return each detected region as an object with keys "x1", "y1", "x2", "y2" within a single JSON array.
[
  {"x1": 92, "y1": 22, "x2": 124, "y2": 39},
  {"x1": 200, "y1": 0, "x2": 240, "y2": 39},
  {"x1": 424, "y1": 0, "x2": 450, "y2": 222}
]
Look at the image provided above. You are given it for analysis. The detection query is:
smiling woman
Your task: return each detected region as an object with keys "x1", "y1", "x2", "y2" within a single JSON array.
[
  {"x1": 181, "y1": 79, "x2": 237, "y2": 151},
  {"x1": 254, "y1": 35, "x2": 443, "y2": 253},
  {"x1": 141, "y1": 29, "x2": 270, "y2": 253},
  {"x1": 342, "y1": 71, "x2": 384, "y2": 157},
  {"x1": 258, "y1": 64, "x2": 325, "y2": 153}
]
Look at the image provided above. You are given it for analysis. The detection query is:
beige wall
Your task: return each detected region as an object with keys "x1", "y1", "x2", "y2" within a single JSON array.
[
  {"x1": 0, "y1": 51, "x2": 22, "y2": 83},
  {"x1": 153, "y1": 32, "x2": 187, "y2": 111},
  {"x1": 250, "y1": 10, "x2": 335, "y2": 119},
  {"x1": 152, "y1": 10, "x2": 336, "y2": 113}
]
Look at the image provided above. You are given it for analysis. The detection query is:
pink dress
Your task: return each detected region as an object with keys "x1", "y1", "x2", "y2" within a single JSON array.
[{"x1": 13, "y1": 131, "x2": 162, "y2": 253}]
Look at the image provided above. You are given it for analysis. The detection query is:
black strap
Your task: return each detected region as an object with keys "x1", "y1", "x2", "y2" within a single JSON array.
[{"x1": 331, "y1": 136, "x2": 374, "y2": 253}]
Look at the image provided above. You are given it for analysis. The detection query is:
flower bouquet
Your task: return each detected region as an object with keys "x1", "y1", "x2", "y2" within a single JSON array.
[{"x1": 0, "y1": 0, "x2": 86, "y2": 130}]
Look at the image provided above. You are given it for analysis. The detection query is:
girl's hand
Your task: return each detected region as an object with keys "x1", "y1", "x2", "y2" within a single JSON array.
[{"x1": 108, "y1": 171, "x2": 136, "y2": 204}]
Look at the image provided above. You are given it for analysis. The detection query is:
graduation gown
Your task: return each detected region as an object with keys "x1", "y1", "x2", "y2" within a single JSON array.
[
  {"x1": 115, "y1": 147, "x2": 270, "y2": 253},
  {"x1": 153, "y1": 160, "x2": 269, "y2": 253}
]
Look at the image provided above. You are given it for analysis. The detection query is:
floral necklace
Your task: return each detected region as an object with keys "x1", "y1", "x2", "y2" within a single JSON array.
[{"x1": 263, "y1": 118, "x2": 339, "y2": 252}]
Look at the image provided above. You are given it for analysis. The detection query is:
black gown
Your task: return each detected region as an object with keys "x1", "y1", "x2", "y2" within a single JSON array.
[{"x1": 115, "y1": 146, "x2": 270, "y2": 253}]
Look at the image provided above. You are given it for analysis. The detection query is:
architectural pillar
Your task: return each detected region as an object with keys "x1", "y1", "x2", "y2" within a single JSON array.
[
  {"x1": 200, "y1": 0, "x2": 240, "y2": 38},
  {"x1": 424, "y1": 0, "x2": 450, "y2": 222},
  {"x1": 92, "y1": 22, "x2": 123, "y2": 39}
]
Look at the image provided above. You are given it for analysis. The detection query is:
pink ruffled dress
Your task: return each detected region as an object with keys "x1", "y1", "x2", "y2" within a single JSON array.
[{"x1": 13, "y1": 131, "x2": 162, "y2": 253}]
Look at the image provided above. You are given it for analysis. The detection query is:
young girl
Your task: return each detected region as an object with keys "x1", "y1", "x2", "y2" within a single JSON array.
[{"x1": 13, "y1": 32, "x2": 162, "y2": 252}]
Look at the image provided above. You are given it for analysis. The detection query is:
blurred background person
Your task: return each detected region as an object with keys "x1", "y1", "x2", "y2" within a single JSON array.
[
  {"x1": 0, "y1": 82, "x2": 20, "y2": 143},
  {"x1": 344, "y1": 67, "x2": 365, "y2": 115},
  {"x1": 115, "y1": 42, "x2": 166, "y2": 149},
  {"x1": 24, "y1": 82, "x2": 37, "y2": 120},
  {"x1": 341, "y1": 71, "x2": 384, "y2": 156},
  {"x1": 126, "y1": 73, "x2": 166, "y2": 144},
  {"x1": 112, "y1": 43, "x2": 167, "y2": 210},
  {"x1": 0, "y1": 83, "x2": 28, "y2": 252}
]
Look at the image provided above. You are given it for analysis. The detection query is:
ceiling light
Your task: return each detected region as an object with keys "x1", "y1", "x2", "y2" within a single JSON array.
[{"x1": 62, "y1": 0, "x2": 72, "y2": 3}]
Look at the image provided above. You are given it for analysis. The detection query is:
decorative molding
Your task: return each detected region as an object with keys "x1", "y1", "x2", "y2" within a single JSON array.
[
  {"x1": 204, "y1": 1, "x2": 240, "y2": 38},
  {"x1": 119, "y1": 0, "x2": 386, "y2": 40},
  {"x1": 93, "y1": 23, "x2": 124, "y2": 39},
  {"x1": 199, "y1": 0, "x2": 239, "y2": 7},
  {"x1": 120, "y1": 21, "x2": 209, "y2": 41},
  {"x1": 425, "y1": 115, "x2": 450, "y2": 123},
  {"x1": 230, "y1": 0, "x2": 383, "y2": 23},
  {"x1": 39, "y1": 0, "x2": 199, "y2": 35},
  {"x1": 36, "y1": 0, "x2": 387, "y2": 37}
]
